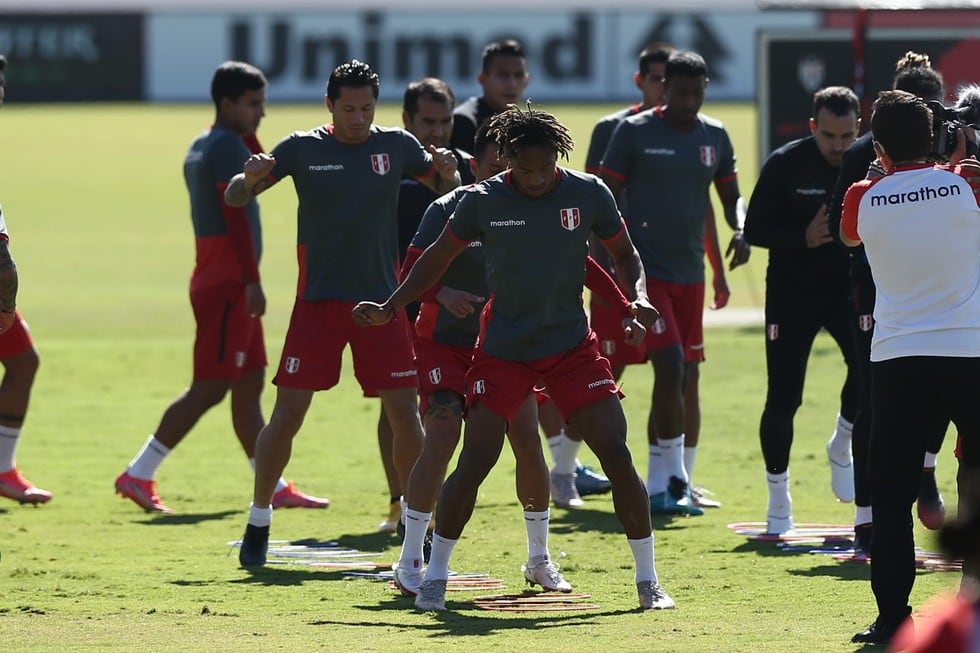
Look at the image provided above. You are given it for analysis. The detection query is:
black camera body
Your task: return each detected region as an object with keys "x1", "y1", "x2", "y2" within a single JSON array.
[{"x1": 927, "y1": 99, "x2": 979, "y2": 160}]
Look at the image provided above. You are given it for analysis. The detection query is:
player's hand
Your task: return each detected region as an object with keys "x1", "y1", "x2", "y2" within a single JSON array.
[
  {"x1": 621, "y1": 316, "x2": 647, "y2": 346},
  {"x1": 243, "y1": 153, "x2": 276, "y2": 185},
  {"x1": 352, "y1": 301, "x2": 394, "y2": 327},
  {"x1": 629, "y1": 297, "x2": 660, "y2": 329},
  {"x1": 805, "y1": 204, "x2": 833, "y2": 248},
  {"x1": 436, "y1": 286, "x2": 485, "y2": 319},
  {"x1": 956, "y1": 154, "x2": 980, "y2": 200},
  {"x1": 951, "y1": 126, "x2": 980, "y2": 165},
  {"x1": 726, "y1": 230, "x2": 751, "y2": 270},
  {"x1": 245, "y1": 282, "x2": 266, "y2": 318},
  {"x1": 0, "y1": 311, "x2": 15, "y2": 334},
  {"x1": 709, "y1": 275, "x2": 730, "y2": 310},
  {"x1": 429, "y1": 145, "x2": 458, "y2": 179}
]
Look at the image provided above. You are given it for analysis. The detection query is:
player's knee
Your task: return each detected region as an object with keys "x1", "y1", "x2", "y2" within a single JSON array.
[{"x1": 424, "y1": 390, "x2": 464, "y2": 424}]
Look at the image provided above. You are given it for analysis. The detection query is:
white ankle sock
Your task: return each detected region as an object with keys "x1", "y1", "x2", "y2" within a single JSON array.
[
  {"x1": 627, "y1": 535, "x2": 658, "y2": 584},
  {"x1": 855, "y1": 505, "x2": 873, "y2": 526},
  {"x1": 127, "y1": 436, "x2": 171, "y2": 480},
  {"x1": 683, "y1": 446, "x2": 697, "y2": 484},
  {"x1": 767, "y1": 470, "x2": 791, "y2": 516},
  {"x1": 551, "y1": 432, "x2": 580, "y2": 475},
  {"x1": 424, "y1": 534, "x2": 458, "y2": 581},
  {"x1": 647, "y1": 445, "x2": 666, "y2": 495},
  {"x1": 524, "y1": 509, "x2": 551, "y2": 561},
  {"x1": 828, "y1": 414, "x2": 853, "y2": 462},
  {"x1": 659, "y1": 434, "x2": 688, "y2": 484},
  {"x1": 0, "y1": 424, "x2": 21, "y2": 472},
  {"x1": 248, "y1": 503, "x2": 273, "y2": 527},
  {"x1": 399, "y1": 508, "x2": 432, "y2": 567}
]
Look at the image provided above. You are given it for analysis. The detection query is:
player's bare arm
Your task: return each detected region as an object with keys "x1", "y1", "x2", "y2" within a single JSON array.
[
  {"x1": 353, "y1": 225, "x2": 467, "y2": 326},
  {"x1": 419, "y1": 144, "x2": 462, "y2": 195},
  {"x1": 602, "y1": 229, "x2": 658, "y2": 329},
  {"x1": 225, "y1": 153, "x2": 277, "y2": 207},
  {"x1": 703, "y1": 206, "x2": 730, "y2": 310},
  {"x1": 0, "y1": 240, "x2": 18, "y2": 331},
  {"x1": 244, "y1": 281, "x2": 266, "y2": 319},
  {"x1": 715, "y1": 177, "x2": 751, "y2": 270}
]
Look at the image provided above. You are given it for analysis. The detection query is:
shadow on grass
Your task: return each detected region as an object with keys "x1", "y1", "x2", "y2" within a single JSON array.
[
  {"x1": 548, "y1": 505, "x2": 694, "y2": 535},
  {"x1": 789, "y1": 562, "x2": 870, "y2": 581},
  {"x1": 312, "y1": 601, "x2": 643, "y2": 636},
  {"x1": 230, "y1": 565, "x2": 360, "y2": 587},
  {"x1": 726, "y1": 539, "x2": 806, "y2": 558},
  {"x1": 139, "y1": 509, "x2": 240, "y2": 526}
]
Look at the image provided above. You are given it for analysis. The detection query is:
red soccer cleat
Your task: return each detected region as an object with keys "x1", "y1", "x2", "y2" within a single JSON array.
[
  {"x1": 0, "y1": 468, "x2": 52, "y2": 505},
  {"x1": 271, "y1": 481, "x2": 330, "y2": 509},
  {"x1": 114, "y1": 471, "x2": 173, "y2": 513}
]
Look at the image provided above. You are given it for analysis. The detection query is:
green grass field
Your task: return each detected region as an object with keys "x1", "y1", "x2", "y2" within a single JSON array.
[{"x1": 0, "y1": 102, "x2": 959, "y2": 652}]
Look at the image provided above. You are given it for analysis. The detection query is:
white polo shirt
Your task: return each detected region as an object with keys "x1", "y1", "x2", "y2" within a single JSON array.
[{"x1": 842, "y1": 162, "x2": 980, "y2": 361}]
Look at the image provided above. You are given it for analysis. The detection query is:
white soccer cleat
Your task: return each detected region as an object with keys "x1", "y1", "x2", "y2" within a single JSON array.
[
  {"x1": 550, "y1": 469, "x2": 584, "y2": 508},
  {"x1": 522, "y1": 558, "x2": 572, "y2": 592},
  {"x1": 766, "y1": 513, "x2": 795, "y2": 535},
  {"x1": 414, "y1": 579, "x2": 447, "y2": 611},
  {"x1": 392, "y1": 560, "x2": 424, "y2": 597},
  {"x1": 637, "y1": 580, "x2": 676, "y2": 610},
  {"x1": 827, "y1": 438, "x2": 855, "y2": 503}
]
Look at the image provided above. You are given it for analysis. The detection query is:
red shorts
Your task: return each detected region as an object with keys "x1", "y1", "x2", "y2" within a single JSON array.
[
  {"x1": 0, "y1": 311, "x2": 34, "y2": 360},
  {"x1": 274, "y1": 298, "x2": 417, "y2": 395},
  {"x1": 644, "y1": 278, "x2": 705, "y2": 363},
  {"x1": 191, "y1": 282, "x2": 266, "y2": 381},
  {"x1": 415, "y1": 338, "x2": 473, "y2": 414},
  {"x1": 465, "y1": 331, "x2": 621, "y2": 422},
  {"x1": 589, "y1": 296, "x2": 646, "y2": 368}
]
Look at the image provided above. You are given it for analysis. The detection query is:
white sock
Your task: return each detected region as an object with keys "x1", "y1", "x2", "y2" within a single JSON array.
[
  {"x1": 248, "y1": 458, "x2": 288, "y2": 493},
  {"x1": 828, "y1": 414, "x2": 853, "y2": 462},
  {"x1": 647, "y1": 445, "x2": 666, "y2": 495},
  {"x1": 524, "y1": 509, "x2": 551, "y2": 561},
  {"x1": 923, "y1": 451, "x2": 938, "y2": 468},
  {"x1": 627, "y1": 535, "x2": 658, "y2": 584},
  {"x1": 767, "y1": 470, "x2": 791, "y2": 516},
  {"x1": 248, "y1": 503, "x2": 273, "y2": 527},
  {"x1": 683, "y1": 446, "x2": 697, "y2": 484},
  {"x1": 0, "y1": 424, "x2": 21, "y2": 472},
  {"x1": 424, "y1": 534, "x2": 457, "y2": 581},
  {"x1": 127, "y1": 436, "x2": 171, "y2": 480},
  {"x1": 551, "y1": 431, "x2": 580, "y2": 475},
  {"x1": 855, "y1": 505, "x2": 873, "y2": 526},
  {"x1": 659, "y1": 434, "x2": 688, "y2": 484},
  {"x1": 399, "y1": 508, "x2": 432, "y2": 567},
  {"x1": 400, "y1": 496, "x2": 408, "y2": 524}
]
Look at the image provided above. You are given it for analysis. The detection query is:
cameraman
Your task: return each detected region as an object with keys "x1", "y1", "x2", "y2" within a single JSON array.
[
  {"x1": 827, "y1": 52, "x2": 948, "y2": 550},
  {"x1": 841, "y1": 90, "x2": 980, "y2": 646}
]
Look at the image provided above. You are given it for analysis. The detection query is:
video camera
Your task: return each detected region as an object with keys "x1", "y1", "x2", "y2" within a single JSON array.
[{"x1": 927, "y1": 98, "x2": 980, "y2": 160}]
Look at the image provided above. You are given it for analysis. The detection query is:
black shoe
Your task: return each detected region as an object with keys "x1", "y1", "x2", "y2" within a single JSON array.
[
  {"x1": 239, "y1": 524, "x2": 269, "y2": 567},
  {"x1": 853, "y1": 522, "x2": 872, "y2": 558},
  {"x1": 851, "y1": 613, "x2": 909, "y2": 644}
]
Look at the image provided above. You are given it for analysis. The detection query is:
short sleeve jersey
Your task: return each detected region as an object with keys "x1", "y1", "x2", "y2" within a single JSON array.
[
  {"x1": 448, "y1": 168, "x2": 626, "y2": 361},
  {"x1": 268, "y1": 124, "x2": 434, "y2": 302},
  {"x1": 842, "y1": 163, "x2": 980, "y2": 361},
  {"x1": 398, "y1": 148, "x2": 475, "y2": 259},
  {"x1": 584, "y1": 104, "x2": 641, "y2": 174},
  {"x1": 410, "y1": 186, "x2": 487, "y2": 347},
  {"x1": 600, "y1": 107, "x2": 736, "y2": 283},
  {"x1": 450, "y1": 96, "x2": 494, "y2": 155},
  {"x1": 0, "y1": 205, "x2": 9, "y2": 241},
  {"x1": 743, "y1": 135, "x2": 850, "y2": 288},
  {"x1": 184, "y1": 126, "x2": 262, "y2": 289}
]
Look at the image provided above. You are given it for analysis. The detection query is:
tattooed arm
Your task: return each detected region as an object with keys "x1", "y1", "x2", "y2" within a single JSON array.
[
  {"x1": 0, "y1": 239, "x2": 18, "y2": 332},
  {"x1": 224, "y1": 153, "x2": 277, "y2": 207}
]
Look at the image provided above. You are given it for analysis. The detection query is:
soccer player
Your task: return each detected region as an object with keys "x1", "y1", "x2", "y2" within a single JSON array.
[
  {"x1": 579, "y1": 42, "x2": 728, "y2": 511},
  {"x1": 391, "y1": 121, "x2": 642, "y2": 597},
  {"x1": 600, "y1": 51, "x2": 750, "y2": 517},
  {"x1": 743, "y1": 86, "x2": 861, "y2": 534},
  {"x1": 375, "y1": 77, "x2": 476, "y2": 533},
  {"x1": 0, "y1": 54, "x2": 51, "y2": 506},
  {"x1": 114, "y1": 62, "x2": 327, "y2": 514},
  {"x1": 827, "y1": 52, "x2": 949, "y2": 549},
  {"x1": 227, "y1": 60, "x2": 460, "y2": 566},
  {"x1": 450, "y1": 40, "x2": 529, "y2": 155},
  {"x1": 841, "y1": 90, "x2": 980, "y2": 645},
  {"x1": 354, "y1": 105, "x2": 674, "y2": 612}
]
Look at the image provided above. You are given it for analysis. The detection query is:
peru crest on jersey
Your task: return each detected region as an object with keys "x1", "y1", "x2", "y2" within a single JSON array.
[
  {"x1": 699, "y1": 146, "x2": 716, "y2": 167},
  {"x1": 370, "y1": 153, "x2": 390, "y2": 175},
  {"x1": 560, "y1": 207, "x2": 581, "y2": 231}
]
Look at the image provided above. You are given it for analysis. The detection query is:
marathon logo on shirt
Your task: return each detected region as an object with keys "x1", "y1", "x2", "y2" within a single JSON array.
[
  {"x1": 560, "y1": 208, "x2": 581, "y2": 231},
  {"x1": 390, "y1": 369, "x2": 417, "y2": 378},
  {"x1": 587, "y1": 378, "x2": 615, "y2": 390},
  {"x1": 869, "y1": 183, "x2": 961, "y2": 206},
  {"x1": 795, "y1": 188, "x2": 826, "y2": 196},
  {"x1": 309, "y1": 163, "x2": 344, "y2": 172},
  {"x1": 371, "y1": 153, "x2": 391, "y2": 176},
  {"x1": 489, "y1": 219, "x2": 526, "y2": 227},
  {"x1": 699, "y1": 146, "x2": 716, "y2": 167},
  {"x1": 644, "y1": 147, "x2": 676, "y2": 156}
]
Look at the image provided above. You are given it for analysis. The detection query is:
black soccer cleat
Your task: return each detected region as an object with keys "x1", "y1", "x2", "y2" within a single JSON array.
[{"x1": 239, "y1": 524, "x2": 269, "y2": 567}]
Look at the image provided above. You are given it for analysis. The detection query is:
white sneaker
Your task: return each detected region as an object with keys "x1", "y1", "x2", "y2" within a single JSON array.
[
  {"x1": 766, "y1": 513, "x2": 794, "y2": 535},
  {"x1": 414, "y1": 578, "x2": 447, "y2": 611},
  {"x1": 550, "y1": 469, "x2": 584, "y2": 508},
  {"x1": 522, "y1": 558, "x2": 572, "y2": 592},
  {"x1": 392, "y1": 560, "x2": 424, "y2": 597},
  {"x1": 827, "y1": 438, "x2": 855, "y2": 503},
  {"x1": 637, "y1": 580, "x2": 676, "y2": 609}
]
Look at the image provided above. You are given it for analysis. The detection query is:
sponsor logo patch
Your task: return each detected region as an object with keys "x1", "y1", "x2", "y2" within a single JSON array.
[{"x1": 587, "y1": 378, "x2": 615, "y2": 390}]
